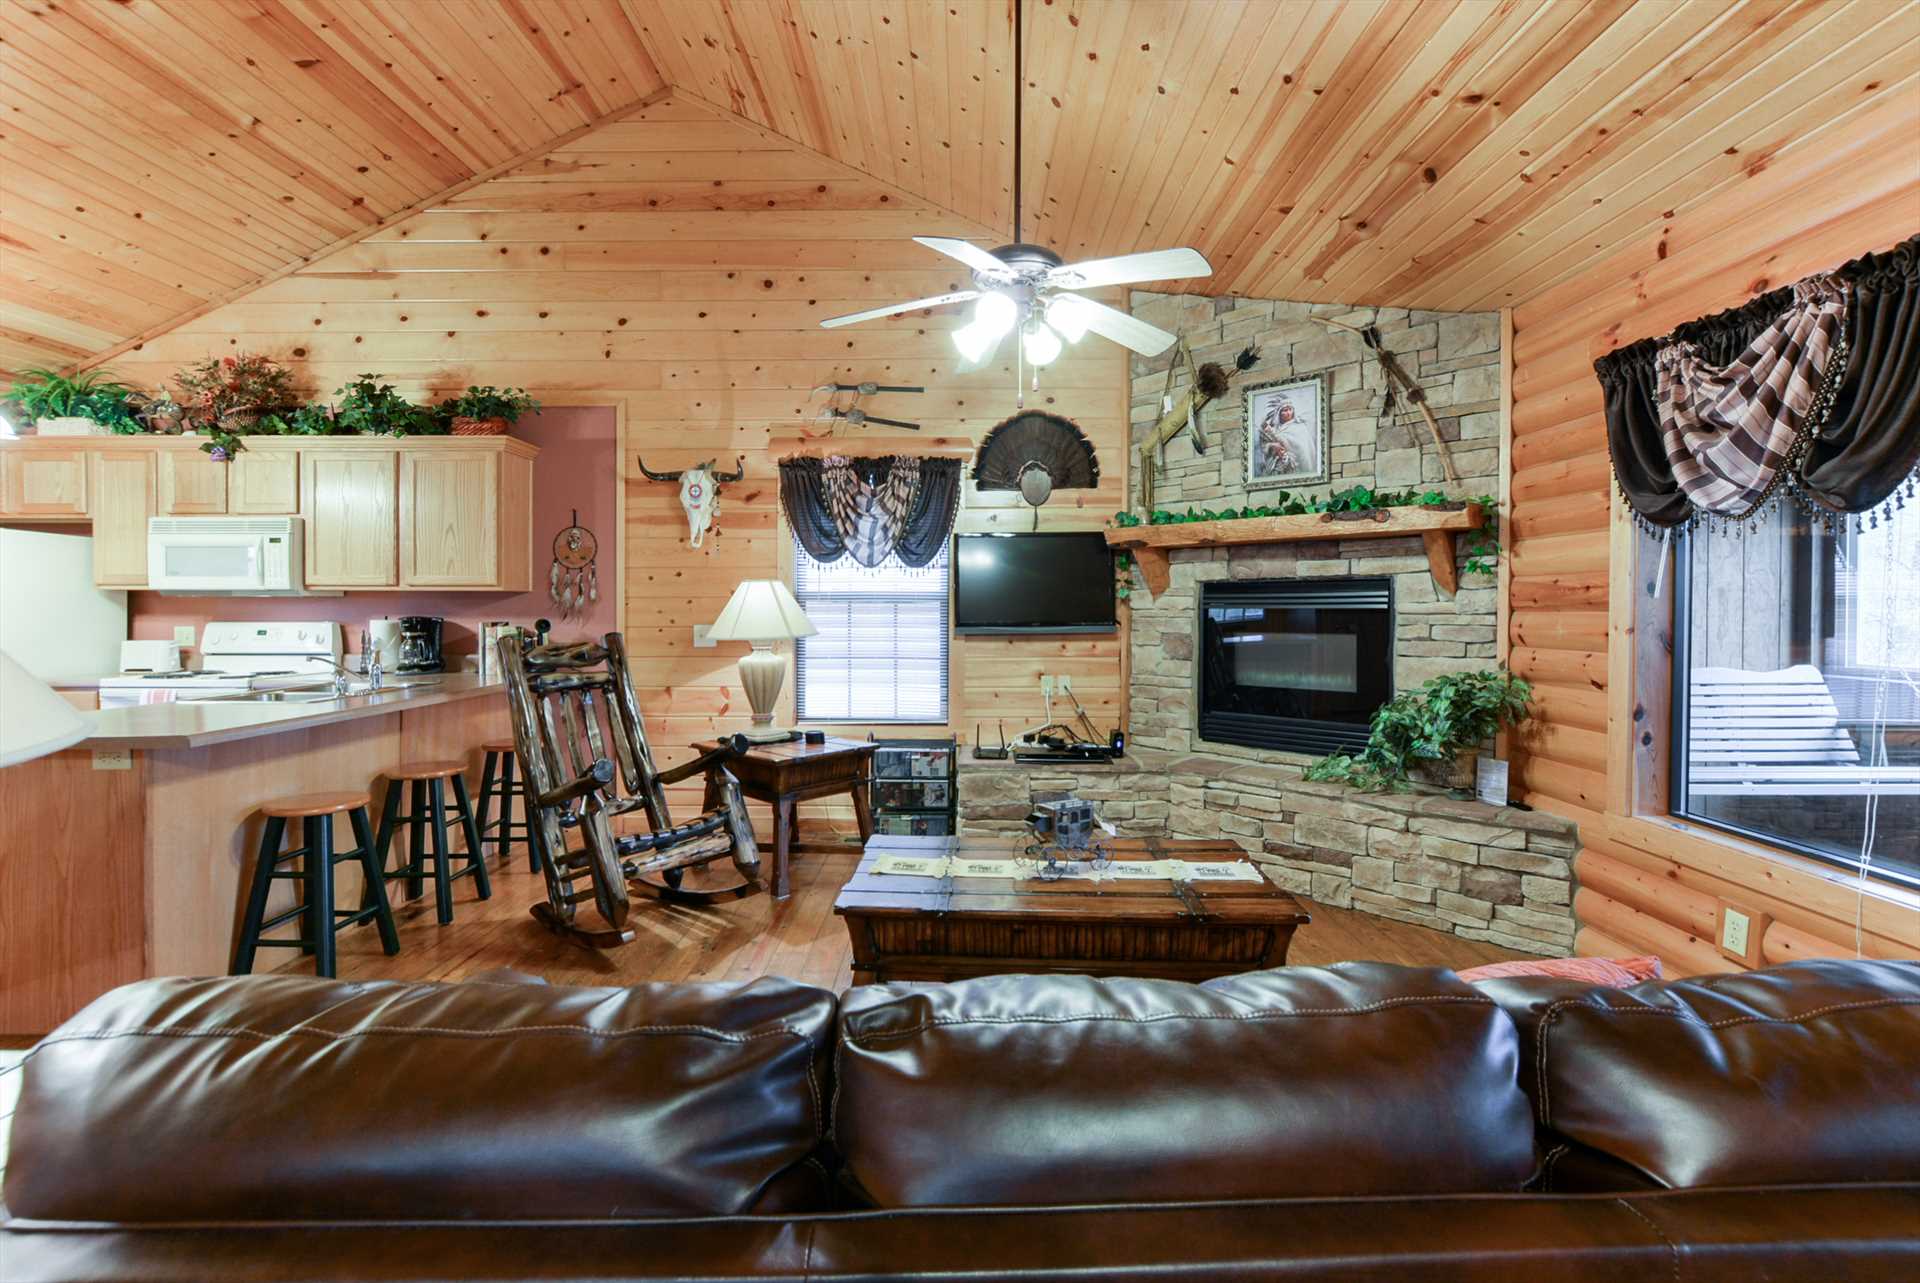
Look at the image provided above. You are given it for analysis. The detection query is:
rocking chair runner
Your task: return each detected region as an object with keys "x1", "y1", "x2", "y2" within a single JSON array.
[{"x1": 498, "y1": 632, "x2": 761, "y2": 948}]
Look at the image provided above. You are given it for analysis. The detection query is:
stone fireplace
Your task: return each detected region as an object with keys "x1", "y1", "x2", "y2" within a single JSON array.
[{"x1": 958, "y1": 292, "x2": 1580, "y2": 958}]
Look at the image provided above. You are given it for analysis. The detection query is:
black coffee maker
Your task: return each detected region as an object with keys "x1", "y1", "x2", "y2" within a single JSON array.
[{"x1": 394, "y1": 616, "x2": 445, "y2": 674}]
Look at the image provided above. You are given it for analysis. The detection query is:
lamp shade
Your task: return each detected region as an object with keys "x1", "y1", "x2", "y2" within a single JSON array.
[
  {"x1": 0, "y1": 649, "x2": 88, "y2": 768},
  {"x1": 708, "y1": 580, "x2": 819, "y2": 643}
]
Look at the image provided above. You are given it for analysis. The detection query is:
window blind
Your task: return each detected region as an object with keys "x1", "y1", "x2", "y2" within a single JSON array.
[{"x1": 794, "y1": 536, "x2": 949, "y2": 723}]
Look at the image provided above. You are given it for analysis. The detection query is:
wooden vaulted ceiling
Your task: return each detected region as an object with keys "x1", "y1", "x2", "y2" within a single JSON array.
[{"x1": 4, "y1": 0, "x2": 1917, "y2": 380}]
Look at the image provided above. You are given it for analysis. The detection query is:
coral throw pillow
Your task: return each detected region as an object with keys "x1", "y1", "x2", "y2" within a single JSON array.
[{"x1": 1457, "y1": 956, "x2": 1664, "y2": 987}]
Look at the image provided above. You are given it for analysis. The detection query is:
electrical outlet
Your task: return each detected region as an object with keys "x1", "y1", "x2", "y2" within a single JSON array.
[
  {"x1": 173, "y1": 625, "x2": 197, "y2": 647},
  {"x1": 692, "y1": 624, "x2": 716, "y2": 649},
  {"x1": 92, "y1": 749, "x2": 132, "y2": 771},
  {"x1": 1058, "y1": 674, "x2": 1073, "y2": 695},
  {"x1": 1040, "y1": 676, "x2": 1055, "y2": 698},
  {"x1": 1720, "y1": 906, "x2": 1751, "y2": 957}
]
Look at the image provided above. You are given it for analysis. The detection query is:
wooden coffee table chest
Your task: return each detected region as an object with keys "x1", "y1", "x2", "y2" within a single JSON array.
[{"x1": 833, "y1": 835, "x2": 1310, "y2": 984}]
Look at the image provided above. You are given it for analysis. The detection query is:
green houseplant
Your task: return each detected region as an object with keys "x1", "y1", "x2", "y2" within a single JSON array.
[
  {"x1": 3, "y1": 368, "x2": 142, "y2": 435},
  {"x1": 333, "y1": 373, "x2": 438, "y2": 438},
  {"x1": 437, "y1": 385, "x2": 540, "y2": 436},
  {"x1": 1304, "y1": 667, "x2": 1532, "y2": 793}
]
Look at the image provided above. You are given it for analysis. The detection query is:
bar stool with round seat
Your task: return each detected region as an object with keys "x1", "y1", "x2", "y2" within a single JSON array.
[
  {"x1": 475, "y1": 736, "x2": 536, "y2": 872},
  {"x1": 373, "y1": 760, "x2": 491, "y2": 925},
  {"x1": 233, "y1": 792, "x2": 401, "y2": 979}
]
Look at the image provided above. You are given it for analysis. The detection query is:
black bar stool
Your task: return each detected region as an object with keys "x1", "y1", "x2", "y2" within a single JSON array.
[
  {"x1": 475, "y1": 736, "x2": 537, "y2": 871},
  {"x1": 233, "y1": 792, "x2": 400, "y2": 979},
  {"x1": 374, "y1": 760, "x2": 490, "y2": 926}
]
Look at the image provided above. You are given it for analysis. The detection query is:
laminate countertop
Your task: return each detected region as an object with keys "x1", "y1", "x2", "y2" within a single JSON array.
[{"x1": 78, "y1": 674, "x2": 509, "y2": 751}]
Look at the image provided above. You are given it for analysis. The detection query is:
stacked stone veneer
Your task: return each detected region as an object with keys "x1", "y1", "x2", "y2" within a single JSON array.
[
  {"x1": 950, "y1": 292, "x2": 1575, "y2": 956},
  {"x1": 958, "y1": 751, "x2": 1578, "y2": 957}
]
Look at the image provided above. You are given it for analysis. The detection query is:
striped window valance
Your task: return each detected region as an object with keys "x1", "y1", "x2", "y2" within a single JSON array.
[{"x1": 1597, "y1": 234, "x2": 1920, "y2": 534}]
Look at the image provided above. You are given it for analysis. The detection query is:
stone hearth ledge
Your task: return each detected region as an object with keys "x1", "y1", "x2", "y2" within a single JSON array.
[{"x1": 959, "y1": 749, "x2": 1577, "y2": 958}]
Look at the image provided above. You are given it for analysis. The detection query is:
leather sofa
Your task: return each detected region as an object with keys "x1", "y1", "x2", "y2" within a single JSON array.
[{"x1": 4, "y1": 958, "x2": 1916, "y2": 1280}]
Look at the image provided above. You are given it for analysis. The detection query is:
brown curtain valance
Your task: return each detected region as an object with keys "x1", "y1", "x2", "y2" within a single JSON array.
[
  {"x1": 779, "y1": 455, "x2": 961, "y2": 568},
  {"x1": 1597, "y1": 233, "x2": 1920, "y2": 531}
]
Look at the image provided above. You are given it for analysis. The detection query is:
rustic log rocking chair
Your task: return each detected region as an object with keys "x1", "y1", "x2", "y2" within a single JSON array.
[{"x1": 499, "y1": 631, "x2": 761, "y2": 948}]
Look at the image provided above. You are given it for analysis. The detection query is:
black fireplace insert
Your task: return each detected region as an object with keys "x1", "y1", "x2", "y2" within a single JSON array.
[{"x1": 1197, "y1": 577, "x2": 1393, "y2": 755}]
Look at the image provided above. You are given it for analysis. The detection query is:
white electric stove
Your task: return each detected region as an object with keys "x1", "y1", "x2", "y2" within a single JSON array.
[{"x1": 99, "y1": 621, "x2": 345, "y2": 709}]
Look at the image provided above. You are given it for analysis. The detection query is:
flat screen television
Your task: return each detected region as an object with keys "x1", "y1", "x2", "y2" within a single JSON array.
[{"x1": 953, "y1": 532, "x2": 1117, "y2": 635}]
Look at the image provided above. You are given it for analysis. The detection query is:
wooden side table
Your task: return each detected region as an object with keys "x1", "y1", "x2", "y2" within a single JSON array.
[{"x1": 694, "y1": 736, "x2": 876, "y2": 898}]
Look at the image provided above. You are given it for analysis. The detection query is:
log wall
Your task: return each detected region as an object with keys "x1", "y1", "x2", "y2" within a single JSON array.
[
  {"x1": 110, "y1": 93, "x2": 1129, "y2": 817},
  {"x1": 1506, "y1": 88, "x2": 1920, "y2": 974}
]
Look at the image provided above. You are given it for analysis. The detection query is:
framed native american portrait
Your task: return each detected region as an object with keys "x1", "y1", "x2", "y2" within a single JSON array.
[{"x1": 1243, "y1": 373, "x2": 1329, "y2": 489}]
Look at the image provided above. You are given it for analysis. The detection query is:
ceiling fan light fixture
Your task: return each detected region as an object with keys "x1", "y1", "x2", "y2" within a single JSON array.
[
  {"x1": 1044, "y1": 293, "x2": 1092, "y2": 343},
  {"x1": 972, "y1": 290, "x2": 1019, "y2": 336},
  {"x1": 953, "y1": 318, "x2": 1002, "y2": 365},
  {"x1": 1021, "y1": 319, "x2": 1063, "y2": 366}
]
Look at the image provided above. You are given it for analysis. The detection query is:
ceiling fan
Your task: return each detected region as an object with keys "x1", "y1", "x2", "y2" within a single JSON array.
[{"x1": 818, "y1": 0, "x2": 1210, "y2": 368}]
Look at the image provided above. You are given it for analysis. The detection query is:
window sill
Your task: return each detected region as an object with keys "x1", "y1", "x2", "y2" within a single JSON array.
[{"x1": 1620, "y1": 810, "x2": 1920, "y2": 919}]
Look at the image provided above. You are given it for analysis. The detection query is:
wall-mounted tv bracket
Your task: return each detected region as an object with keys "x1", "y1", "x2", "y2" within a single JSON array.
[{"x1": 815, "y1": 381, "x2": 925, "y2": 431}]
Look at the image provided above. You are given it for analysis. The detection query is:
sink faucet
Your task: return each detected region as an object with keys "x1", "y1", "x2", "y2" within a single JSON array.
[{"x1": 317, "y1": 654, "x2": 381, "y2": 696}]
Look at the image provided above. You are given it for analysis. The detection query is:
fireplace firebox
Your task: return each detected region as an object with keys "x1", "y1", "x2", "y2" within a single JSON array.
[{"x1": 1197, "y1": 577, "x2": 1393, "y2": 754}]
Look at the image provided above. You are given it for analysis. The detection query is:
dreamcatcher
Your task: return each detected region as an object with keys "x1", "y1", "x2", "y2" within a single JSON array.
[{"x1": 549, "y1": 510, "x2": 599, "y2": 618}]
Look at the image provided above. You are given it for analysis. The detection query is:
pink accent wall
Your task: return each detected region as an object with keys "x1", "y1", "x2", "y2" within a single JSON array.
[{"x1": 130, "y1": 406, "x2": 619, "y2": 661}]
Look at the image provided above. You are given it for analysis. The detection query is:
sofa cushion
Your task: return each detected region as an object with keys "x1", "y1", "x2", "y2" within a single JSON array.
[
  {"x1": 4, "y1": 974, "x2": 836, "y2": 1223},
  {"x1": 1535, "y1": 959, "x2": 1920, "y2": 1188},
  {"x1": 834, "y1": 962, "x2": 1537, "y2": 1207}
]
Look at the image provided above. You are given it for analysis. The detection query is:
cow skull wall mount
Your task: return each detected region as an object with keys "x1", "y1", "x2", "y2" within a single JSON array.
[{"x1": 636, "y1": 455, "x2": 746, "y2": 548}]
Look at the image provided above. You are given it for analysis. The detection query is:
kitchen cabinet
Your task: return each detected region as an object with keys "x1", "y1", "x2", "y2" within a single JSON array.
[
  {"x1": 401, "y1": 449, "x2": 529, "y2": 587},
  {"x1": 1, "y1": 436, "x2": 536, "y2": 592},
  {"x1": 157, "y1": 449, "x2": 228, "y2": 514},
  {"x1": 301, "y1": 449, "x2": 398, "y2": 587},
  {"x1": 229, "y1": 448, "x2": 299, "y2": 514},
  {"x1": 1, "y1": 447, "x2": 90, "y2": 518},
  {"x1": 90, "y1": 450, "x2": 157, "y2": 587}
]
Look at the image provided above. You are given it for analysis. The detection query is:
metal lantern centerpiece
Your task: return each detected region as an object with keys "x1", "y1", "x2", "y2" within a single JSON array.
[{"x1": 1024, "y1": 795, "x2": 1113, "y2": 881}]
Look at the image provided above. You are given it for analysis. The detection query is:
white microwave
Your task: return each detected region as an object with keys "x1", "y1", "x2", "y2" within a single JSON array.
[{"x1": 147, "y1": 516, "x2": 307, "y2": 594}]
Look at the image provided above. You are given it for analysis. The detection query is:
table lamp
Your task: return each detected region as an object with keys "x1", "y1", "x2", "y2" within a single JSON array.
[
  {"x1": 708, "y1": 579, "x2": 819, "y2": 743},
  {"x1": 0, "y1": 649, "x2": 89, "y2": 768}
]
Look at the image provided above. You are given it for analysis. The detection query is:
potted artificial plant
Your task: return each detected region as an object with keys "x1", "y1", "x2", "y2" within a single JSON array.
[
  {"x1": 438, "y1": 385, "x2": 540, "y2": 436},
  {"x1": 1303, "y1": 667, "x2": 1532, "y2": 793},
  {"x1": 173, "y1": 354, "x2": 303, "y2": 459},
  {"x1": 333, "y1": 373, "x2": 439, "y2": 438},
  {"x1": 3, "y1": 368, "x2": 142, "y2": 436}
]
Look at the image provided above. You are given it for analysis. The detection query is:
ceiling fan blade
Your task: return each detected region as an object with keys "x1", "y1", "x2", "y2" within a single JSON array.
[
  {"x1": 913, "y1": 236, "x2": 1010, "y2": 277},
  {"x1": 1048, "y1": 247, "x2": 1213, "y2": 290},
  {"x1": 1063, "y1": 296, "x2": 1179, "y2": 356},
  {"x1": 819, "y1": 290, "x2": 979, "y2": 329}
]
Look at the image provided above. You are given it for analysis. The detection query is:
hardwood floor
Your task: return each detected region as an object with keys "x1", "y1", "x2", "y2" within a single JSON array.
[{"x1": 272, "y1": 829, "x2": 1525, "y2": 990}]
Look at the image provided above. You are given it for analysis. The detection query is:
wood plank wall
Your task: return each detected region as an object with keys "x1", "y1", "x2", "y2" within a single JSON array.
[
  {"x1": 1507, "y1": 88, "x2": 1920, "y2": 974},
  {"x1": 110, "y1": 94, "x2": 1128, "y2": 817}
]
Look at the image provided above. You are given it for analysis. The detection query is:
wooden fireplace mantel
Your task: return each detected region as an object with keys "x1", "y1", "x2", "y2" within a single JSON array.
[{"x1": 1104, "y1": 504, "x2": 1487, "y2": 597}]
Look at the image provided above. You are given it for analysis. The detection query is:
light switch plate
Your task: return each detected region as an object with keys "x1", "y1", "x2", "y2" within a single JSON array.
[
  {"x1": 692, "y1": 624, "x2": 716, "y2": 649},
  {"x1": 172, "y1": 625, "x2": 197, "y2": 646},
  {"x1": 92, "y1": 749, "x2": 133, "y2": 771}
]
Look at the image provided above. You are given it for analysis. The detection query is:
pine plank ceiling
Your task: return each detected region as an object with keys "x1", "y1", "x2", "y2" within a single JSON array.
[{"x1": 4, "y1": 0, "x2": 1917, "y2": 379}]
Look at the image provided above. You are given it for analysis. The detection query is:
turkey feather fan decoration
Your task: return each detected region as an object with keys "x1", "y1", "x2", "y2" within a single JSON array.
[{"x1": 973, "y1": 411, "x2": 1101, "y2": 491}]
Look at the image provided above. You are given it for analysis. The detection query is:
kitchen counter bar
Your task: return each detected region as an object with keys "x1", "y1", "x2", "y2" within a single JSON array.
[{"x1": 81, "y1": 674, "x2": 508, "y2": 750}]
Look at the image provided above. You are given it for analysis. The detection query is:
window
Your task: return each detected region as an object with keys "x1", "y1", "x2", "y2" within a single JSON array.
[
  {"x1": 793, "y1": 536, "x2": 949, "y2": 723},
  {"x1": 1671, "y1": 499, "x2": 1920, "y2": 888}
]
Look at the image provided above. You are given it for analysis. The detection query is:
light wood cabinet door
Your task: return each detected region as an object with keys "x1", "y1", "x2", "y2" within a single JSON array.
[
  {"x1": 157, "y1": 449, "x2": 228, "y2": 514},
  {"x1": 90, "y1": 451, "x2": 156, "y2": 587},
  {"x1": 300, "y1": 449, "x2": 397, "y2": 587},
  {"x1": 1, "y1": 448, "x2": 90, "y2": 517},
  {"x1": 400, "y1": 448, "x2": 499, "y2": 587},
  {"x1": 229, "y1": 448, "x2": 298, "y2": 514}
]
